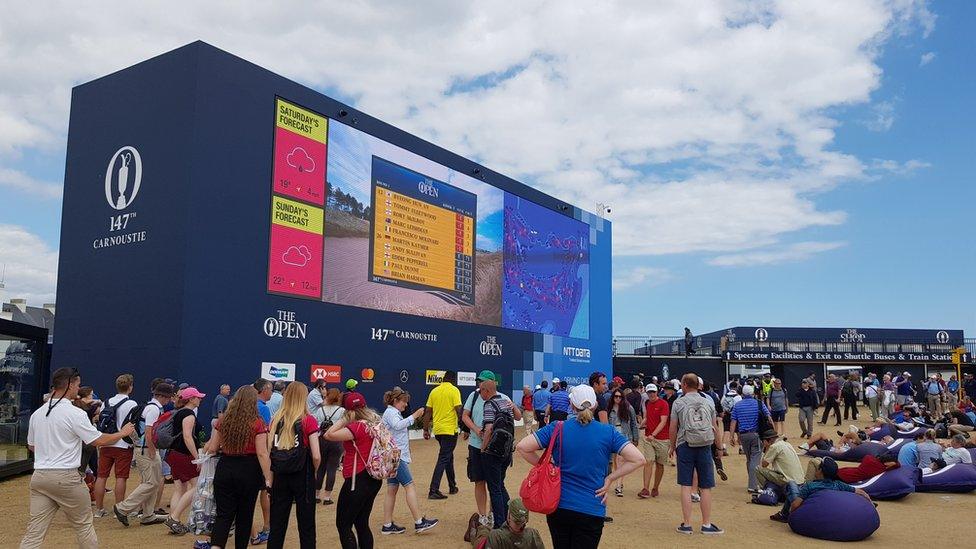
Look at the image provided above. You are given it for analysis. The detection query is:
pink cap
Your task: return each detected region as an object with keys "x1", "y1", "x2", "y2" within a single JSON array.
[{"x1": 179, "y1": 386, "x2": 206, "y2": 399}]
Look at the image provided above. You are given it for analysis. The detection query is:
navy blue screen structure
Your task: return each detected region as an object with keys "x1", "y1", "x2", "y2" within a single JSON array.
[{"x1": 52, "y1": 42, "x2": 613, "y2": 407}]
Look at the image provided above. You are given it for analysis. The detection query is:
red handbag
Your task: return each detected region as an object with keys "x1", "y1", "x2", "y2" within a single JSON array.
[{"x1": 519, "y1": 420, "x2": 563, "y2": 514}]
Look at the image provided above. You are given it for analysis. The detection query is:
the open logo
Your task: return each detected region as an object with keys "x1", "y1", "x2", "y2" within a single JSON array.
[{"x1": 104, "y1": 146, "x2": 142, "y2": 210}]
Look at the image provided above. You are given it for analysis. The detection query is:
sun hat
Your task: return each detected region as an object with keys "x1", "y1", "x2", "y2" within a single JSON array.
[
  {"x1": 569, "y1": 385, "x2": 598, "y2": 410},
  {"x1": 508, "y1": 498, "x2": 529, "y2": 524},
  {"x1": 760, "y1": 429, "x2": 779, "y2": 440}
]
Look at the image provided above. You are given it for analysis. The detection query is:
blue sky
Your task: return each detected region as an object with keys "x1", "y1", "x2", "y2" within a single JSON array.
[{"x1": 0, "y1": 1, "x2": 970, "y2": 338}]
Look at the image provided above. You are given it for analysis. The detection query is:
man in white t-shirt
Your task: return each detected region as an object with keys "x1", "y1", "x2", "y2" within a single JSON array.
[
  {"x1": 21, "y1": 367, "x2": 135, "y2": 548},
  {"x1": 93, "y1": 373, "x2": 139, "y2": 517},
  {"x1": 114, "y1": 381, "x2": 175, "y2": 526}
]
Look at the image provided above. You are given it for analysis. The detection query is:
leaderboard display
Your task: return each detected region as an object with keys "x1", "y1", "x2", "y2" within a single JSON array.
[
  {"x1": 268, "y1": 97, "x2": 591, "y2": 338},
  {"x1": 369, "y1": 157, "x2": 476, "y2": 305}
]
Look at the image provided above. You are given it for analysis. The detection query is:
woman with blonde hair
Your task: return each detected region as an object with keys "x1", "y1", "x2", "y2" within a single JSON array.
[
  {"x1": 267, "y1": 382, "x2": 321, "y2": 548},
  {"x1": 316, "y1": 387, "x2": 345, "y2": 505},
  {"x1": 380, "y1": 387, "x2": 438, "y2": 534},
  {"x1": 325, "y1": 392, "x2": 383, "y2": 549},
  {"x1": 202, "y1": 386, "x2": 272, "y2": 549}
]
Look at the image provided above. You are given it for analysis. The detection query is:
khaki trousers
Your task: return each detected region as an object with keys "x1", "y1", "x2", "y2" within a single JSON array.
[
  {"x1": 755, "y1": 467, "x2": 790, "y2": 487},
  {"x1": 21, "y1": 469, "x2": 97, "y2": 549},
  {"x1": 116, "y1": 450, "x2": 162, "y2": 517}
]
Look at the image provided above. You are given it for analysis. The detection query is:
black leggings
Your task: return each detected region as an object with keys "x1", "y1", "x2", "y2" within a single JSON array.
[
  {"x1": 546, "y1": 507, "x2": 604, "y2": 549},
  {"x1": 269, "y1": 465, "x2": 316, "y2": 549},
  {"x1": 316, "y1": 439, "x2": 343, "y2": 493},
  {"x1": 210, "y1": 455, "x2": 262, "y2": 549},
  {"x1": 335, "y1": 471, "x2": 382, "y2": 549}
]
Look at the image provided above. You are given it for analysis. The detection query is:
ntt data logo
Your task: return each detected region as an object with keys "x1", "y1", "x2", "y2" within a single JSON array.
[{"x1": 104, "y1": 146, "x2": 143, "y2": 210}]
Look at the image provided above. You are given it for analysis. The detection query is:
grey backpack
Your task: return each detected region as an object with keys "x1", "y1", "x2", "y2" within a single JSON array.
[{"x1": 679, "y1": 397, "x2": 714, "y2": 447}]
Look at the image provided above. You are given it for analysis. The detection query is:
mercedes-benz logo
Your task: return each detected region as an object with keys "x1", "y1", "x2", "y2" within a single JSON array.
[{"x1": 399, "y1": 370, "x2": 409, "y2": 383}]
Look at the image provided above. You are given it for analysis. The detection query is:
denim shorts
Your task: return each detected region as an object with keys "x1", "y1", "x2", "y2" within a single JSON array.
[
  {"x1": 387, "y1": 460, "x2": 414, "y2": 486},
  {"x1": 676, "y1": 443, "x2": 715, "y2": 489}
]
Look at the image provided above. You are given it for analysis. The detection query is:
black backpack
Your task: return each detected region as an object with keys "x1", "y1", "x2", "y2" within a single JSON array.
[
  {"x1": 842, "y1": 381, "x2": 855, "y2": 398},
  {"x1": 483, "y1": 398, "x2": 515, "y2": 458},
  {"x1": 96, "y1": 397, "x2": 130, "y2": 433},
  {"x1": 318, "y1": 407, "x2": 341, "y2": 433},
  {"x1": 271, "y1": 419, "x2": 309, "y2": 474}
]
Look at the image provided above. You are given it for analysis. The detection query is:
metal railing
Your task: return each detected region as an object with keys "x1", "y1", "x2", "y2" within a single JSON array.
[{"x1": 614, "y1": 335, "x2": 976, "y2": 360}]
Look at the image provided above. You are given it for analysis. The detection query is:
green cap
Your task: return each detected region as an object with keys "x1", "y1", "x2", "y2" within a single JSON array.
[
  {"x1": 345, "y1": 379, "x2": 358, "y2": 390},
  {"x1": 476, "y1": 370, "x2": 498, "y2": 383},
  {"x1": 508, "y1": 498, "x2": 529, "y2": 523}
]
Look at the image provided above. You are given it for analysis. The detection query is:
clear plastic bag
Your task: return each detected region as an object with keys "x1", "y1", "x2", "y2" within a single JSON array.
[{"x1": 188, "y1": 453, "x2": 219, "y2": 535}]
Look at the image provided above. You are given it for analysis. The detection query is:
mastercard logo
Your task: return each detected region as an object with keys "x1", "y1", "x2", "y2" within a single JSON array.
[{"x1": 361, "y1": 368, "x2": 375, "y2": 380}]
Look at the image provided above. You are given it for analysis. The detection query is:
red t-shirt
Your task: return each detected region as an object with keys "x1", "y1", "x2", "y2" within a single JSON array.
[
  {"x1": 522, "y1": 394, "x2": 533, "y2": 411},
  {"x1": 341, "y1": 421, "x2": 375, "y2": 478},
  {"x1": 216, "y1": 418, "x2": 269, "y2": 455},
  {"x1": 837, "y1": 455, "x2": 891, "y2": 484},
  {"x1": 644, "y1": 397, "x2": 670, "y2": 440}
]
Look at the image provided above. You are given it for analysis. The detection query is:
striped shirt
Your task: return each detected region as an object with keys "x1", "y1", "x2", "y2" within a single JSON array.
[
  {"x1": 549, "y1": 390, "x2": 571, "y2": 413},
  {"x1": 730, "y1": 397, "x2": 769, "y2": 433}
]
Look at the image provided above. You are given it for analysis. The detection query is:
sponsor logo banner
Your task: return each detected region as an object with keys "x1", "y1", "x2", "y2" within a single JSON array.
[
  {"x1": 311, "y1": 364, "x2": 341, "y2": 383},
  {"x1": 425, "y1": 370, "x2": 447, "y2": 385},
  {"x1": 261, "y1": 362, "x2": 295, "y2": 381},
  {"x1": 563, "y1": 345, "x2": 591, "y2": 363},
  {"x1": 360, "y1": 368, "x2": 375, "y2": 382},
  {"x1": 458, "y1": 371, "x2": 476, "y2": 387}
]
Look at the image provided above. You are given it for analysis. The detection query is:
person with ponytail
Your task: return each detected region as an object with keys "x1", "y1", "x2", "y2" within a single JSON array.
[
  {"x1": 203, "y1": 386, "x2": 273, "y2": 549},
  {"x1": 516, "y1": 385, "x2": 645, "y2": 549},
  {"x1": 325, "y1": 392, "x2": 383, "y2": 549},
  {"x1": 266, "y1": 382, "x2": 321, "y2": 548},
  {"x1": 379, "y1": 387, "x2": 438, "y2": 535}
]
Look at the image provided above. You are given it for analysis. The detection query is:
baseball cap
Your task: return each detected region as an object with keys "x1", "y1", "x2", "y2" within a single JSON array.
[
  {"x1": 742, "y1": 384, "x2": 755, "y2": 396},
  {"x1": 343, "y1": 391, "x2": 366, "y2": 410},
  {"x1": 477, "y1": 370, "x2": 498, "y2": 383},
  {"x1": 645, "y1": 383, "x2": 658, "y2": 393},
  {"x1": 180, "y1": 387, "x2": 206, "y2": 399},
  {"x1": 552, "y1": 377, "x2": 560, "y2": 384},
  {"x1": 345, "y1": 379, "x2": 358, "y2": 390},
  {"x1": 508, "y1": 498, "x2": 529, "y2": 524},
  {"x1": 820, "y1": 457, "x2": 839, "y2": 480},
  {"x1": 612, "y1": 376, "x2": 624, "y2": 385},
  {"x1": 903, "y1": 372, "x2": 911, "y2": 376},
  {"x1": 178, "y1": 382, "x2": 190, "y2": 390},
  {"x1": 569, "y1": 385, "x2": 598, "y2": 410}
]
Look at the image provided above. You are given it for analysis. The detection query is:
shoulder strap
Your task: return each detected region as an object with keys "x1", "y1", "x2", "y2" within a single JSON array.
[
  {"x1": 327, "y1": 407, "x2": 340, "y2": 421},
  {"x1": 110, "y1": 396, "x2": 130, "y2": 411}
]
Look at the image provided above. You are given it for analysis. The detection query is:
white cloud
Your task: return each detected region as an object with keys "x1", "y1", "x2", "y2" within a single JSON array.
[
  {"x1": 613, "y1": 267, "x2": 673, "y2": 291},
  {"x1": 0, "y1": 0, "x2": 935, "y2": 277},
  {"x1": 0, "y1": 224, "x2": 58, "y2": 304},
  {"x1": 707, "y1": 241, "x2": 846, "y2": 267},
  {"x1": 0, "y1": 168, "x2": 62, "y2": 199},
  {"x1": 863, "y1": 100, "x2": 897, "y2": 132},
  {"x1": 919, "y1": 51, "x2": 936, "y2": 66}
]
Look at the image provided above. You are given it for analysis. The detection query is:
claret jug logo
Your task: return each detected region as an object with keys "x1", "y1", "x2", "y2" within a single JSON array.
[{"x1": 105, "y1": 146, "x2": 142, "y2": 210}]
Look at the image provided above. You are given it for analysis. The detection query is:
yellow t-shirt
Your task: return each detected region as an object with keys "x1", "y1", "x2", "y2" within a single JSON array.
[{"x1": 426, "y1": 382, "x2": 462, "y2": 436}]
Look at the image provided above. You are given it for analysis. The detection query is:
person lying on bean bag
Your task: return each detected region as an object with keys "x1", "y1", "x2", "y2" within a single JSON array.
[
  {"x1": 926, "y1": 435, "x2": 974, "y2": 472},
  {"x1": 836, "y1": 453, "x2": 900, "y2": 483},
  {"x1": 799, "y1": 431, "x2": 862, "y2": 454},
  {"x1": 770, "y1": 457, "x2": 871, "y2": 523}
]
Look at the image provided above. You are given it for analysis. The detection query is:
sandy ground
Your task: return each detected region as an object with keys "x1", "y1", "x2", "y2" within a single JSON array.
[{"x1": 2, "y1": 411, "x2": 973, "y2": 548}]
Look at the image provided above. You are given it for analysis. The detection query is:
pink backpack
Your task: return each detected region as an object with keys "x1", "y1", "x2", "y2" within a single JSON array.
[{"x1": 351, "y1": 420, "x2": 401, "y2": 489}]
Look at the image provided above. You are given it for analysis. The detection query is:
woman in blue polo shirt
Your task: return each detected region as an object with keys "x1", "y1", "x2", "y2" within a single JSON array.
[{"x1": 516, "y1": 385, "x2": 645, "y2": 549}]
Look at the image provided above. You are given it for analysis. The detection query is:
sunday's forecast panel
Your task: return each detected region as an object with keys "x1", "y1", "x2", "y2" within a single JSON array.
[{"x1": 369, "y1": 156, "x2": 476, "y2": 306}]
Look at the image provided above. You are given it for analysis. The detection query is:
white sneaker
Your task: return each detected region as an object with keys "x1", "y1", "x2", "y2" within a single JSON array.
[
  {"x1": 798, "y1": 442, "x2": 809, "y2": 450},
  {"x1": 690, "y1": 493, "x2": 701, "y2": 503},
  {"x1": 93, "y1": 508, "x2": 108, "y2": 518},
  {"x1": 849, "y1": 425, "x2": 859, "y2": 434}
]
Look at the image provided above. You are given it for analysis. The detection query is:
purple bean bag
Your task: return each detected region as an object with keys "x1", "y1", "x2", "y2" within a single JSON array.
[
  {"x1": 850, "y1": 466, "x2": 916, "y2": 500},
  {"x1": 804, "y1": 441, "x2": 889, "y2": 462},
  {"x1": 915, "y1": 463, "x2": 976, "y2": 493},
  {"x1": 789, "y1": 490, "x2": 880, "y2": 541},
  {"x1": 869, "y1": 424, "x2": 926, "y2": 441},
  {"x1": 968, "y1": 448, "x2": 976, "y2": 463}
]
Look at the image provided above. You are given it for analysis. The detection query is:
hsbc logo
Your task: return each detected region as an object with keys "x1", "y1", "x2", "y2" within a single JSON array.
[
  {"x1": 311, "y1": 365, "x2": 341, "y2": 384},
  {"x1": 479, "y1": 335, "x2": 503, "y2": 356},
  {"x1": 754, "y1": 328, "x2": 768, "y2": 342},
  {"x1": 936, "y1": 331, "x2": 949, "y2": 344}
]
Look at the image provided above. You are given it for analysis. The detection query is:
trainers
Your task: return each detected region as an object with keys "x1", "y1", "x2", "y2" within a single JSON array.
[
  {"x1": 690, "y1": 493, "x2": 701, "y2": 503},
  {"x1": 165, "y1": 517, "x2": 187, "y2": 536},
  {"x1": 113, "y1": 505, "x2": 129, "y2": 527},
  {"x1": 381, "y1": 523, "x2": 406, "y2": 535},
  {"x1": 427, "y1": 491, "x2": 448, "y2": 500},
  {"x1": 651, "y1": 488, "x2": 659, "y2": 498},
  {"x1": 464, "y1": 513, "x2": 480, "y2": 543},
  {"x1": 798, "y1": 442, "x2": 809, "y2": 450},
  {"x1": 676, "y1": 524, "x2": 693, "y2": 535},
  {"x1": 93, "y1": 508, "x2": 108, "y2": 518},
  {"x1": 717, "y1": 468, "x2": 728, "y2": 481},
  {"x1": 193, "y1": 542, "x2": 212, "y2": 549},
  {"x1": 614, "y1": 486, "x2": 623, "y2": 497},
  {"x1": 322, "y1": 498, "x2": 334, "y2": 505},
  {"x1": 637, "y1": 488, "x2": 651, "y2": 499},
  {"x1": 140, "y1": 514, "x2": 167, "y2": 526},
  {"x1": 250, "y1": 529, "x2": 269, "y2": 545},
  {"x1": 415, "y1": 517, "x2": 439, "y2": 534},
  {"x1": 701, "y1": 523, "x2": 725, "y2": 535},
  {"x1": 449, "y1": 486, "x2": 459, "y2": 494}
]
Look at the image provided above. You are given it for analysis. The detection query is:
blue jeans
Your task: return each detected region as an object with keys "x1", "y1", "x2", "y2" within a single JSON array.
[
  {"x1": 780, "y1": 481, "x2": 801, "y2": 518},
  {"x1": 482, "y1": 452, "x2": 510, "y2": 528}
]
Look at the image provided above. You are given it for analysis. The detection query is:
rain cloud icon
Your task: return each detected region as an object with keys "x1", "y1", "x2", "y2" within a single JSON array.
[
  {"x1": 286, "y1": 147, "x2": 315, "y2": 173},
  {"x1": 282, "y1": 244, "x2": 312, "y2": 267}
]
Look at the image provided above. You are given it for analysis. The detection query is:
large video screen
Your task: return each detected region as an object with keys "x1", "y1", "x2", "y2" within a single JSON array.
[{"x1": 267, "y1": 97, "x2": 589, "y2": 338}]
